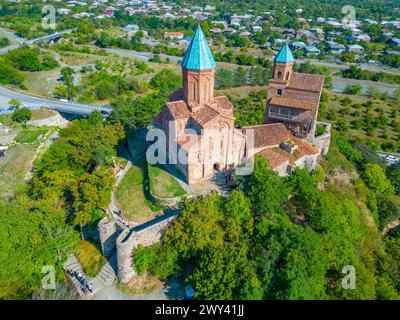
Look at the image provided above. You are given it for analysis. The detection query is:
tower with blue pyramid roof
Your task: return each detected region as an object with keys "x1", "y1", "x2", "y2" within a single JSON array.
[
  {"x1": 272, "y1": 44, "x2": 295, "y2": 82},
  {"x1": 181, "y1": 25, "x2": 216, "y2": 112}
]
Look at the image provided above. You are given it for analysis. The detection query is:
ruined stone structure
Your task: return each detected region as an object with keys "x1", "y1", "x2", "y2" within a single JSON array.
[
  {"x1": 98, "y1": 217, "x2": 120, "y2": 258},
  {"x1": 152, "y1": 26, "x2": 329, "y2": 184},
  {"x1": 98, "y1": 214, "x2": 177, "y2": 284}
]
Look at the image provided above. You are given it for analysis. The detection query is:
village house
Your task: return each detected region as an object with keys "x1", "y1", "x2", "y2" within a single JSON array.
[
  {"x1": 164, "y1": 31, "x2": 184, "y2": 40},
  {"x1": 326, "y1": 40, "x2": 346, "y2": 54},
  {"x1": 151, "y1": 26, "x2": 328, "y2": 185},
  {"x1": 178, "y1": 36, "x2": 192, "y2": 46},
  {"x1": 348, "y1": 44, "x2": 364, "y2": 55}
]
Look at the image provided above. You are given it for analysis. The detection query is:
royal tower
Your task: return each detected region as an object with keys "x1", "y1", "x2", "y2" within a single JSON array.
[{"x1": 181, "y1": 25, "x2": 216, "y2": 113}]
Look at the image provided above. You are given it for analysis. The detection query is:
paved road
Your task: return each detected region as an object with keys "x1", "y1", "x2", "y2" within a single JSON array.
[
  {"x1": 303, "y1": 59, "x2": 400, "y2": 76},
  {"x1": 331, "y1": 76, "x2": 399, "y2": 95},
  {"x1": 0, "y1": 85, "x2": 110, "y2": 115},
  {"x1": 0, "y1": 29, "x2": 73, "y2": 55}
]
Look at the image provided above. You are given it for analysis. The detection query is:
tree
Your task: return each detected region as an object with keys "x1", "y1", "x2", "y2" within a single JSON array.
[
  {"x1": 215, "y1": 69, "x2": 235, "y2": 89},
  {"x1": 0, "y1": 201, "x2": 78, "y2": 299},
  {"x1": 5, "y1": 46, "x2": 42, "y2": 71},
  {"x1": 60, "y1": 67, "x2": 76, "y2": 100},
  {"x1": 149, "y1": 69, "x2": 181, "y2": 97},
  {"x1": 53, "y1": 84, "x2": 68, "y2": 99},
  {"x1": 240, "y1": 156, "x2": 289, "y2": 219},
  {"x1": 0, "y1": 37, "x2": 10, "y2": 48},
  {"x1": 386, "y1": 162, "x2": 400, "y2": 195},
  {"x1": 0, "y1": 58, "x2": 24, "y2": 86},
  {"x1": 9, "y1": 98, "x2": 21, "y2": 110},
  {"x1": 234, "y1": 67, "x2": 248, "y2": 86},
  {"x1": 376, "y1": 195, "x2": 400, "y2": 229},
  {"x1": 11, "y1": 107, "x2": 31, "y2": 123},
  {"x1": 367, "y1": 85, "x2": 382, "y2": 100},
  {"x1": 362, "y1": 164, "x2": 395, "y2": 195},
  {"x1": 343, "y1": 84, "x2": 362, "y2": 95},
  {"x1": 72, "y1": 167, "x2": 114, "y2": 236}
]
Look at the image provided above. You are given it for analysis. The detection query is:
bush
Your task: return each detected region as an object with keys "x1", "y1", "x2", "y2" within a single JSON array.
[
  {"x1": 11, "y1": 108, "x2": 32, "y2": 123},
  {"x1": 362, "y1": 163, "x2": 395, "y2": 196},
  {"x1": 344, "y1": 84, "x2": 362, "y2": 95},
  {"x1": 0, "y1": 59, "x2": 24, "y2": 86},
  {"x1": 377, "y1": 196, "x2": 400, "y2": 230}
]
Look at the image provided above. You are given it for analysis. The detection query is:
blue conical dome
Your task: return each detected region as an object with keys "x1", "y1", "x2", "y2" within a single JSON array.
[
  {"x1": 274, "y1": 44, "x2": 295, "y2": 63},
  {"x1": 181, "y1": 25, "x2": 216, "y2": 71}
]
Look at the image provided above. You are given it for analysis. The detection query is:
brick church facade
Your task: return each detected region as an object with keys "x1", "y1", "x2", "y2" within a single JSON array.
[{"x1": 152, "y1": 26, "x2": 329, "y2": 184}]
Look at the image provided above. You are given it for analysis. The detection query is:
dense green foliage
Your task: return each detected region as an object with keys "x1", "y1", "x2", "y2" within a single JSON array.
[
  {"x1": 5, "y1": 47, "x2": 59, "y2": 72},
  {"x1": 11, "y1": 108, "x2": 31, "y2": 123},
  {"x1": 342, "y1": 65, "x2": 400, "y2": 86},
  {"x1": 109, "y1": 69, "x2": 181, "y2": 135},
  {"x1": 0, "y1": 112, "x2": 125, "y2": 299},
  {"x1": 134, "y1": 153, "x2": 396, "y2": 299}
]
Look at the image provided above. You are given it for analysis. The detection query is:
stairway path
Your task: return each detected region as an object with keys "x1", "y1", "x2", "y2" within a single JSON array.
[{"x1": 63, "y1": 253, "x2": 117, "y2": 298}]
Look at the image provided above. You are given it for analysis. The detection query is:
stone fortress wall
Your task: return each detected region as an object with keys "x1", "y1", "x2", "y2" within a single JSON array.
[
  {"x1": 310, "y1": 122, "x2": 331, "y2": 156},
  {"x1": 98, "y1": 214, "x2": 177, "y2": 284}
]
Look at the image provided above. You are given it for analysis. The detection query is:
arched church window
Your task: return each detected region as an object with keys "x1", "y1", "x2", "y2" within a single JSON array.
[
  {"x1": 286, "y1": 72, "x2": 290, "y2": 80},
  {"x1": 278, "y1": 71, "x2": 282, "y2": 79}
]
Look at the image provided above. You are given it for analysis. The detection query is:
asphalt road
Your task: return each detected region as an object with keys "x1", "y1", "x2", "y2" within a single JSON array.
[{"x1": 0, "y1": 85, "x2": 110, "y2": 115}]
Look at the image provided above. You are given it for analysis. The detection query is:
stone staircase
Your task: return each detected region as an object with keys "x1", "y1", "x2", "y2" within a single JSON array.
[
  {"x1": 63, "y1": 255, "x2": 87, "y2": 296},
  {"x1": 95, "y1": 253, "x2": 118, "y2": 288},
  {"x1": 211, "y1": 171, "x2": 235, "y2": 197},
  {"x1": 63, "y1": 253, "x2": 118, "y2": 297}
]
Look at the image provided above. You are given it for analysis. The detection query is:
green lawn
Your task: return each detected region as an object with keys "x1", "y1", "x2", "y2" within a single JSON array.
[
  {"x1": 76, "y1": 240, "x2": 107, "y2": 278},
  {"x1": 15, "y1": 128, "x2": 48, "y2": 144},
  {"x1": 0, "y1": 144, "x2": 37, "y2": 201},
  {"x1": 115, "y1": 157, "x2": 162, "y2": 223},
  {"x1": 148, "y1": 164, "x2": 186, "y2": 198}
]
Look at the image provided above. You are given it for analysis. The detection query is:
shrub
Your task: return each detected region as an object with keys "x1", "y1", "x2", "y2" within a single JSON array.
[{"x1": 11, "y1": 108, "x2": 32, "y2": 123}]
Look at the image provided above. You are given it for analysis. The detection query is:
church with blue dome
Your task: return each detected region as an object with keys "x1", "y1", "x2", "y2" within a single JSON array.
[{"x1": 151, "y1": 26, "x2": 328, "y2": 184}]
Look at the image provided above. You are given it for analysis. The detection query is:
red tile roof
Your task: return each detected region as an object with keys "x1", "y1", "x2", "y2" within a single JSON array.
[
  {"x1": 242, "y1": 123, "x2": 289, "y2": 148},
  {"x1": 191, "y1": 105, "x2": 220, "y2": 126},
  {"x1": 166, "y1": 101, "x2": 190, "y2": 119},
  {"x1": 272, "y1": 134, "x2": 320, "y2": 166},
  {"x1": 257, "y1": 148, "x2": 289, "y2": 169},
  {"x1": 209, "y1": 96, "x2": 234, "y2": 115},
  {"x1": 270, "y1": 96, "x2": 315, "y2": 111},
  {"x1": 289, "y1": 72, "x2": 324, "y2": 92}
]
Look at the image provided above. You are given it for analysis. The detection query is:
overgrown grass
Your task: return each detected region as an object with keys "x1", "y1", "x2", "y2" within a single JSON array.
[
  {"x1": 116, "y1": 271, "x2": 164, "y2": 296},
  {"x1": 76, "y1": 240, "x2": 106, "y2": 278},
  {"x1": 115, "y1": 157, "x2": 162, "y2": 223},
  {"x1": 15, "y1": 128, "x2": 47, "y2": 144},
  {"x1": 31, "y1": 108, "x2": 56, "y2": 120},
  {"x1": 0, "y1": 144, "x2": 37, "y2": 200},
  {"x1": 148, "y1": 164, "x2": 186, "y2": 198}
]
